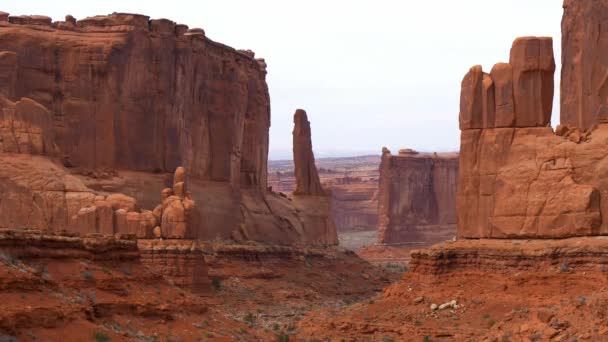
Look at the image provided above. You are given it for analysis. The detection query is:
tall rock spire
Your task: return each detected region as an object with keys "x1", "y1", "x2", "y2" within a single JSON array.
[{"x1": 292, "y1": 109, "x2": 325, "y2": 196}]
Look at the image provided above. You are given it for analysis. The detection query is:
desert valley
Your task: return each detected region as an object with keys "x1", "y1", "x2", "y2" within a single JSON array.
[{"x1": 2, "y1": 1, "x2": 608, "y2": 341}]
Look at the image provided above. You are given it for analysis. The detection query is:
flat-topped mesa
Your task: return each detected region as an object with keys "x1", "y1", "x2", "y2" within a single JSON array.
[
  {"x1": 377, "y1": 148, "x2": 459, "y2": 244},
  {"x1": 459, "y1": 37, "x2": 555, "y2": 130},
  {"x1": 292, "y1": 109, "x2": 325, "y2": 196},
  {"x1": 0, "y1": 10, "x2": 339, "y2": 246},
  {"x1": 0, "y1": 11, "x2": 267, "y2": 185}
]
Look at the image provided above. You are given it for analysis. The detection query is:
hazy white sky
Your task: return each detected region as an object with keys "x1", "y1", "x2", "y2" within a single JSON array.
[{"x1": 4, "y1": 1, "x2": 563, "y2": 159}]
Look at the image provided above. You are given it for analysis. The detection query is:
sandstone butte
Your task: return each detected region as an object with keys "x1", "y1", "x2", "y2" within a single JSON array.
[
  {"x1": 456, "y1": 30, "x2": 608, "y2": 239},
  {"x1": 377, "y1": 147, "x2": 458, "y2": 245},
  {"x1": 297, "y1": 1, "x2": 608, "y2": 341},
  {"x1": 0, "y1": 12, "x2": 337, "y2": 247}
]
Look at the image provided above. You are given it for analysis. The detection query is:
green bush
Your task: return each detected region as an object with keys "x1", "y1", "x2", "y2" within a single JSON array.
[
  {"x1": 93, "y1": 331, "x2": 110, "y2": 342},
  {"x1": 211, "y1": 278, "x2": 221, "y2": 291}
]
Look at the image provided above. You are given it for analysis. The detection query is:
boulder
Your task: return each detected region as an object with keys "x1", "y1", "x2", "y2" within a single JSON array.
[{"x1": 106, "y1": 193, "x2": 138, "y2": 212}]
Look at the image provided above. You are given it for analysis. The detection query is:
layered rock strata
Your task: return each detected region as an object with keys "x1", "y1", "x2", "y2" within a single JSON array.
[
  {"x1": 138, "y1": 239, "x2": 210, "y2": 293},
  {"x1": 377, "y1": 148, "x2": 458, "y2": 244},
  {"x1": 0, "y1": 12, "x2": 337, "y2": 246},
  {"x1": 0, "y1": 228, "x2": 139, "y2": 261},
  {"x1": 409, "y1": 237, "x2": 608, "y2": 275}
]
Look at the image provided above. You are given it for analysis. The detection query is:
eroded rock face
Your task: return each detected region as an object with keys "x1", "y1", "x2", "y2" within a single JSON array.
[
  {"x1": 377, "y1": 148, "x2": 458, "y2": 244},
  {"x1": 0, "y1": 95, "x2": 58, "y2": 155},
  {"x1": 459, "y1": 37, "x2": 554, "y2": 131},
  {"x1": 0, "y1": 12, "x2": 337, "y2": 246},
  {"x1": 268, "y1": 156, "x2": 380, "y2": 233},
  {"x1": 293, "y1": 109, "x2": 325, "y2": 196},
  {"x1": 0, "y1": 12, "x2": 269, "y2": 189},
  {"x1": 561, "y1": 0, "x2": 608, "y2": 129},
  {"x1": 457, "y1": 36, "x2": 607, "y2": 238}
]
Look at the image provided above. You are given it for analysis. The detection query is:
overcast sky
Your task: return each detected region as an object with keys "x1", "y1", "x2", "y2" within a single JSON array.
[{"x1": 5, "y1": 1, "x2": 563, "y2": 159}]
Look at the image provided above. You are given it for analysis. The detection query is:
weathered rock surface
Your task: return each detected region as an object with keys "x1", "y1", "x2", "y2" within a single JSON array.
[
  {"x1": 0, "y1": 12, "x2": 337, "y2": 246},
  {"x1": 459, "y1": 37, "x2": 554, "y2": 130},
  {"x1": 510, "y1": 37, "x2": 555, "y2": 127},
  {"x1": 457, "y1": 35, "x2": 608, "y2": 238},
  {"x1": 293, "y1": 109, "x2": 325, "y2": 196},
  {"x1": 0, "y1": 12, "x2": 269, "y2": 188},
  {"x1": 377, "y1": 148, "x2": 458, "y2": 244},
  {"x1": 138, "y1": 239, "x2": 210, "y2": 293},
  {"x1": 0, "y1": 95, "x2": 58, "y2": 155},
  {"x1": 268, "y1": 155, "x2": 380, "y2": 233},
  {"x1": 561, "y1": 0, "x2": 608, "y2": 129}
]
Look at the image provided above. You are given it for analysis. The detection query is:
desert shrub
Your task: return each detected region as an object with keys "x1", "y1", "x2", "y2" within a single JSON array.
[
  {"x1": 120, "y1": 266, "x2": 132, "y2": 276},
  {"x1": 212, "y1": 278, "x2": 222, "y2": 291},
  {"x1": 0, "y1": 252, "x2": 20, "y2": 268},
  {"x1": 244, "y1": 312, "x2": 255, "y2": 325},
  {"x1": 93, "y1": 331, "x2": 110, "y2": 342},
  {"x1": 0, "y1": 335, "x2": 18, "y2": 342},
  {"x1": 83, "y1": 270, "x2": 94, "y2": 281}
]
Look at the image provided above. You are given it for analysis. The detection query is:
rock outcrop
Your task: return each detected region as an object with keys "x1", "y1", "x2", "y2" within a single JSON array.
[
  {"x1": 293, "y1": 109, "x2": 325, "y2": 196},
  {"x1": 561, "y1": 0, "x2": 608, "y2": 130},
  {"x1": 268, "y1": 155, "x2": 380, "y2": 233},
  {"x1": 287, "y1": 109, "x2": 338, "y2": 245},
  {"x1": 0, "y1": 12, "x2": 269, "y2": 189},
  {"x1": 151, "y1": 167, "x2": 198, "y2": 239},
  {"x1": 0, "y1": 11, "x2": 337, "y2": 246},
  {"x1": 138, "y1": 239, "x2": 210, "y2": 293},
  {"x1": 456, "y1": 32, "x2": 608, "y2": 239},
  {"x1": 377, "y1": 148, "x2": 458, "y2": 244}
]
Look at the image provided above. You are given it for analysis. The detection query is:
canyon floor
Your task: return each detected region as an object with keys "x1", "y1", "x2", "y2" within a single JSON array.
[
  {"x1": 0, "y1": 230, "x2": 402, "y2": 341},
  {"x1": 299, "y1": 238, "x2": 608, "y2": 341},
  {"x1": 5, "y1": 230, "x2": 608, "y2": 341}
]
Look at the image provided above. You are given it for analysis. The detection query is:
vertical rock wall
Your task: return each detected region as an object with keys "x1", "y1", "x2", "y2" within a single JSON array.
[
  {"x1": 457, "y1": 34, "x2": 608, "y2": 239},
  {"x1": 377, "y1": 148, "x2": 458, "y2": 244},
  {"x1": 0, "y1": 12, "x2": 338, "y2": 246},
  {"x1": 561, "y1": 0, "x2": 608, "y2": 130}
]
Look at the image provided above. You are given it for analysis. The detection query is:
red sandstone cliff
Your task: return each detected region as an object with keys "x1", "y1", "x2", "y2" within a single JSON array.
[
  {"x1": 377, "y1": 148, "x2": 458, "y2": 244},
  {"x1": 293, "y1": 109, "x2": 325, "y2": 196},
  {"x1": 561, "y1": 0, "x2": 608, "y2": 130},
  {"x1": 457, "y1": 29, "x2": 608, "y2": 238},
  {"x1": 0, "y1": 12, "x2": 336, "y2": 246},
  {"x1": 290, "y1": 109, "x2": 338, "y2": 245}
]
